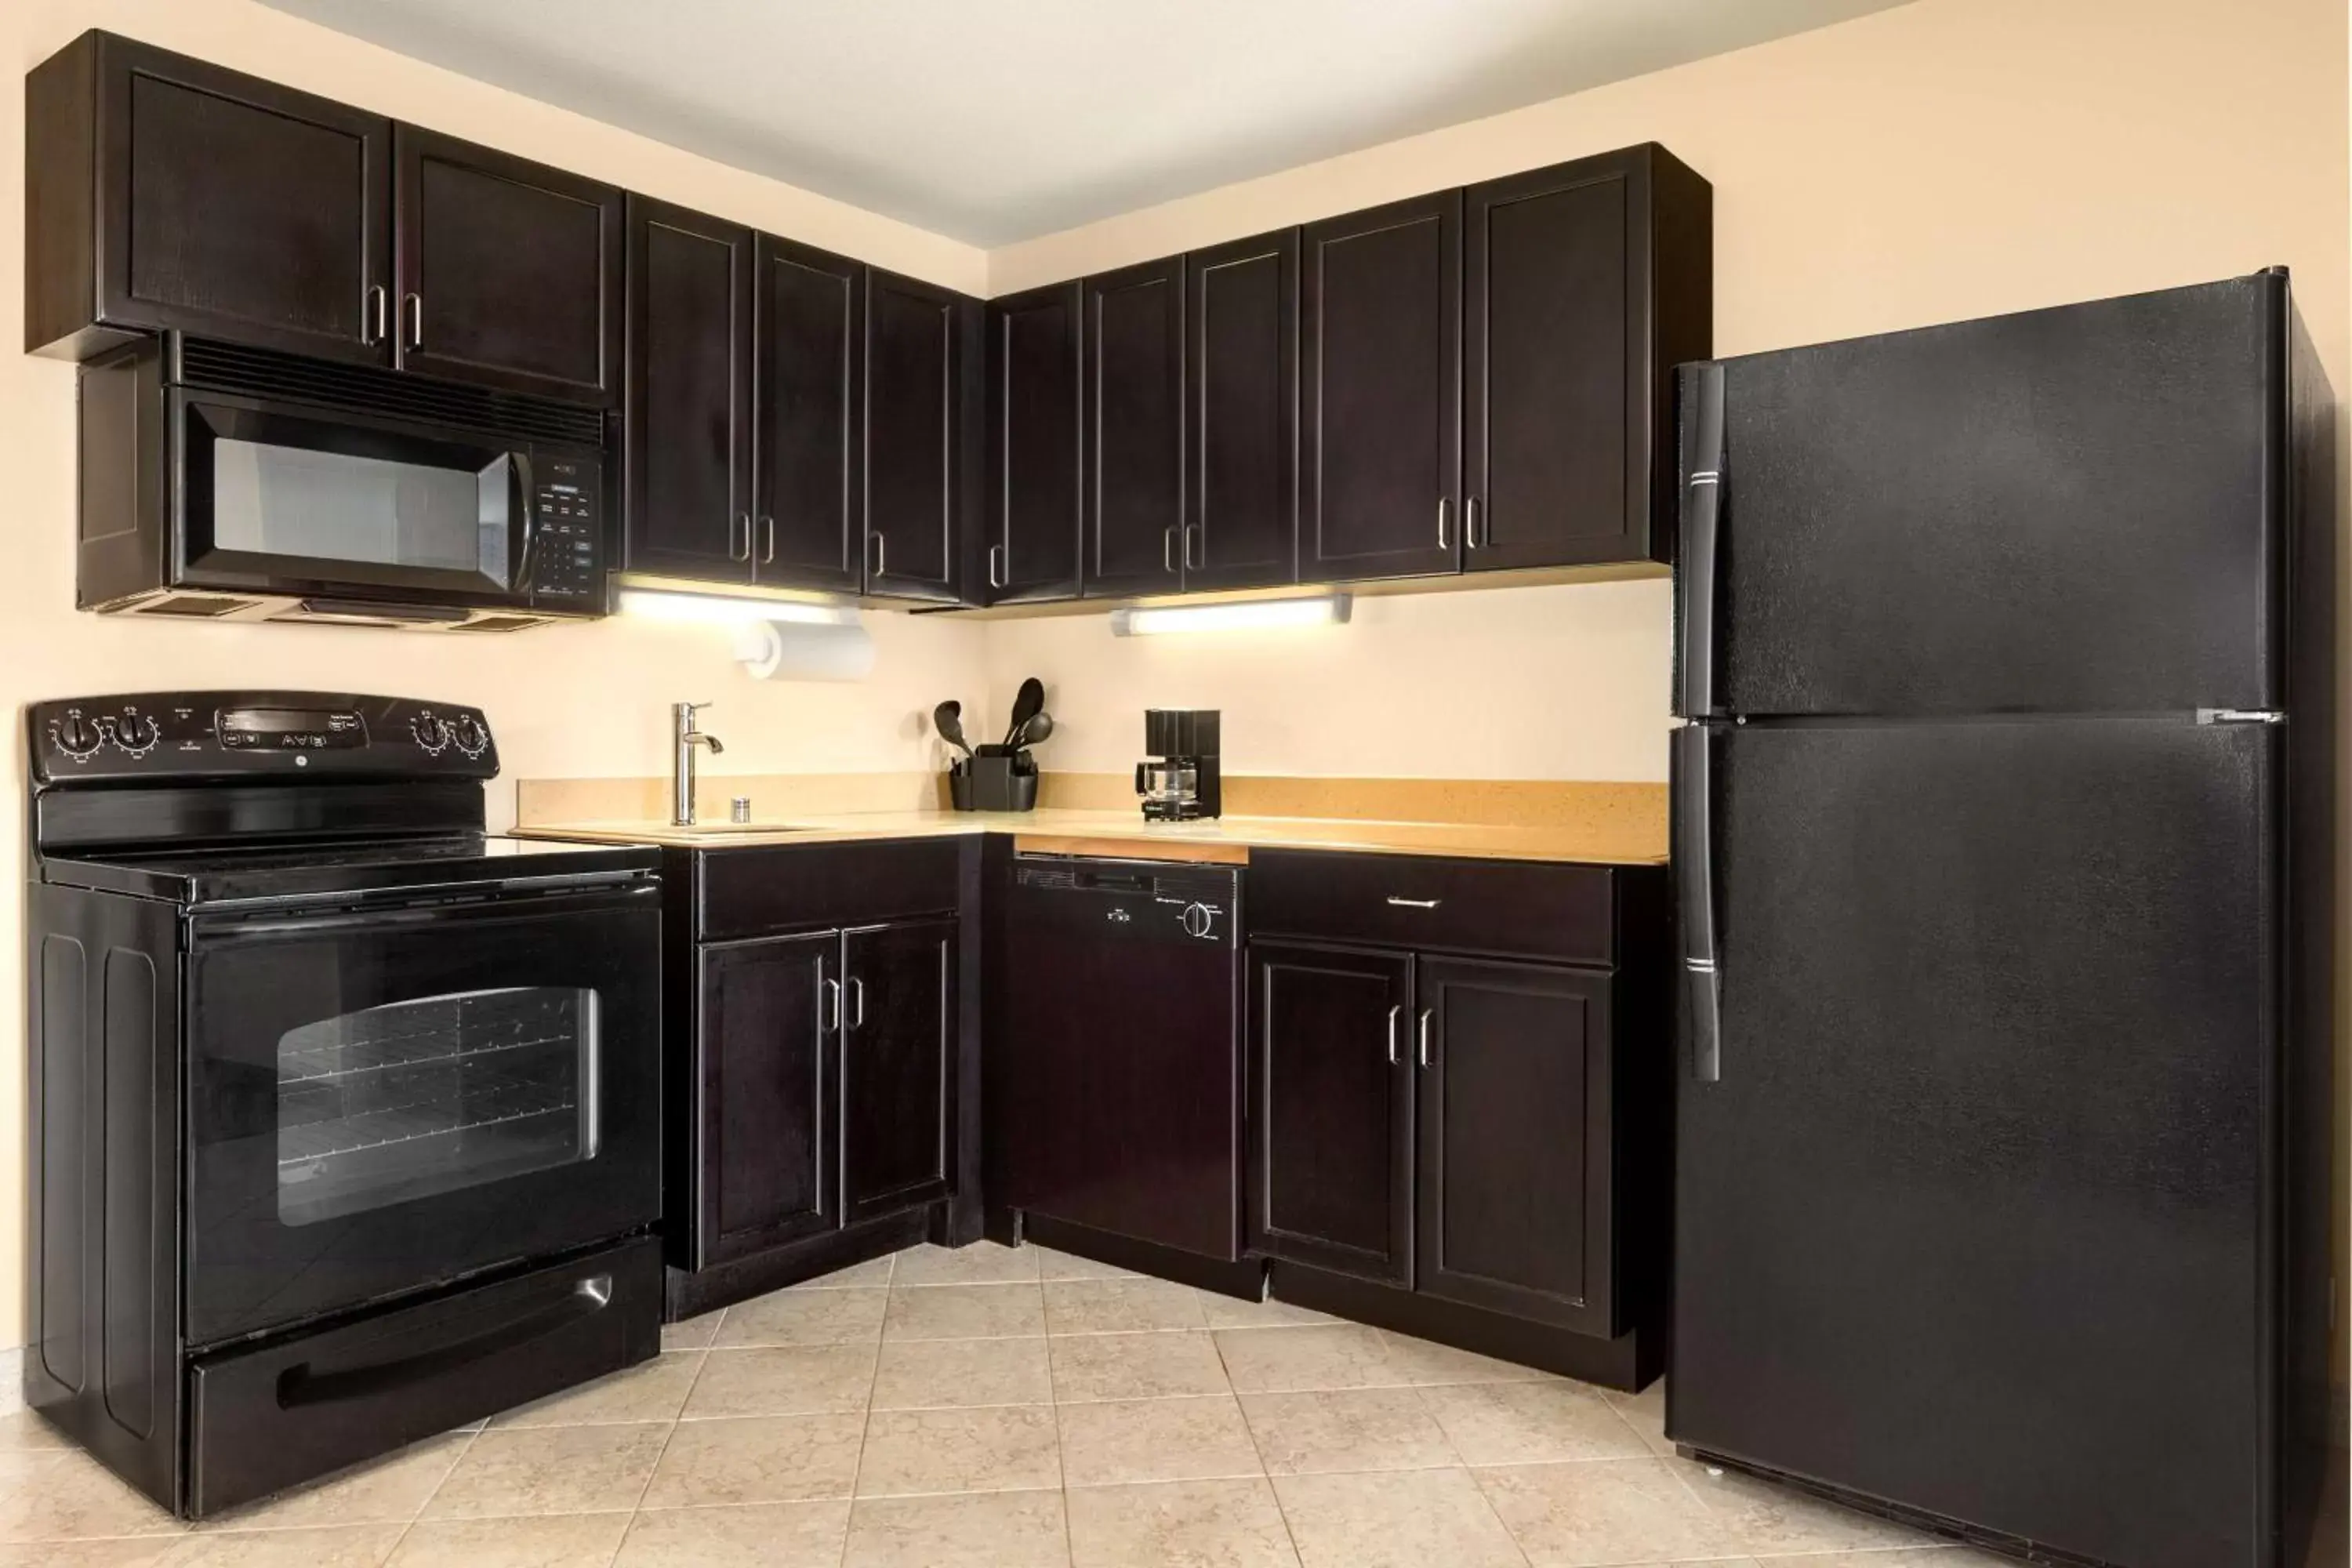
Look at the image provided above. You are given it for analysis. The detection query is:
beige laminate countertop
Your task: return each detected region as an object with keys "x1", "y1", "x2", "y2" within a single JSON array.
[{"x1": 510, "y1": 805, "x2": 1666, "y2": 867}]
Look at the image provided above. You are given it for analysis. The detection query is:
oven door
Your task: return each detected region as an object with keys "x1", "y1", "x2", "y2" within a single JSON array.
[
  {"x1": 174, "y1": 389, "x2": 543, "y2": 610},
  {"x1": 184, "y1": 877, "x2": 662, "y2": 1347}
]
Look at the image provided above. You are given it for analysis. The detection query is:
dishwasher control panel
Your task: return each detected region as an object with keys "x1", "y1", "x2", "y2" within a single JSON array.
[{"x1": 1011, "y1": 857, "x2": 1238, "y2": 946}]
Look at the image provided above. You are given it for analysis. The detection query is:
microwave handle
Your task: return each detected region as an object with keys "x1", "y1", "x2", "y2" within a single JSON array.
[{"x1": 513, "y1": 450, "x2": 538, "y2": 593}]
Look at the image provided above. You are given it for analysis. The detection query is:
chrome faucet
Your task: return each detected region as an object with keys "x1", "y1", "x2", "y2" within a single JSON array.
[{"x1": 673, "y1": 702, "x2": 725, "y2": 826}]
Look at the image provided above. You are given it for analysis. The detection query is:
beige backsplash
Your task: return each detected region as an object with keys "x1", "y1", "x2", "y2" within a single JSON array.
[{"x1": 515, "y1": 771, "x2": 1667, "y2": 836}]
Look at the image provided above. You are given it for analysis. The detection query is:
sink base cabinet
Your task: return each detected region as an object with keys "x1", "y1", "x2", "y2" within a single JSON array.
[{"x1": 663, "y1": 842, "x2": 976, "y2": 1318}]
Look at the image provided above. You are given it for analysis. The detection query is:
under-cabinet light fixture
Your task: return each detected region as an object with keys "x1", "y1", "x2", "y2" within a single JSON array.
[
  {"x1": 1109, "y1": 593, "x2": 1352, "y2": 637},
  {"x1": 616, "y1": 587, "x2": 858, "y2": 627}
]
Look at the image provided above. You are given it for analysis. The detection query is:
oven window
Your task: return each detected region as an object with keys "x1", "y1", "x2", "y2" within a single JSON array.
[
  {"x1": 212, "y1": 439, "x2": 514, "y2": 584},
  {"x1": 275, "y1": 986, "x2": 599, "y2": 1226}
]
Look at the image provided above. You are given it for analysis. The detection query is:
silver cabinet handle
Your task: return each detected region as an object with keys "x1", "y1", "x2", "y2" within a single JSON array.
[
  {"x1": 1163, "y1": 526, "x2": 1178, "y2": 573},
  {"x1": 404, "y1": 292, "x2": 423, "y2": 349},
  {"x1": 848, "y1": 975, "x2": 866, "y2": 1029},
  {"x1": 1466, "y1": 496, "x2": 1483, "y2": 549},
  {"x1": 1385, "y1": 896, "x2": 1441, "y2": 909},
  {"x1": 760, "y1": 515, "x2": 776, "y2": 564},
  {"x1": 730, "y1": 514, "x2": 752, "y2": 562},
  {"x1": 1436, "y1": 498, "x2": 1450, "y2": 550},
  {"x1": 868, "y1": 532, "x2": 886, "y2": 579},
  {"x1": 1417, "y1": 1007, "x2": 1433, "y2": 1069},
  {"x1": 364, "y1": 285, "x2": 387, "y2": 345},
  {"x1": 988, "y1": 542, "x2": 1007, "y2": 589},
  {"x1": 1184, "y1": 524, "x2": 1202, "y2": 572},
  {"x1": 821, "y1": 976, "x2": 841, "y2": 1034},
  {"x1": 1385, "y1": 1004, "x2": 1402, "y2": 1066}
]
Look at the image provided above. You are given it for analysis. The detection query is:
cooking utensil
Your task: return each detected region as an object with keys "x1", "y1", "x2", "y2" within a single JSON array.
[
  {"x1": 1011, "y1": 711, "x2": 1054, "y2": 750},
  {"x1": 932, "y1": 700, "x2": 973, "y2": 759},
  {"x1": 1004, "y1": 677, "x2": 1046, "y2": 748}
]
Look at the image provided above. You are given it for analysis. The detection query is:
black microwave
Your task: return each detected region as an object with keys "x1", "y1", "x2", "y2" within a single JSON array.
[{"x1": 76, "y1": 336, "x2": 609, "y2": 631}]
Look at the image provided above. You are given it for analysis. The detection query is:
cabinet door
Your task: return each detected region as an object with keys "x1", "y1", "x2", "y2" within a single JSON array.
[
  {"x1": 985, "y1": 282, "x2": 1083, "y2": 603},
  {"x1": 840, "y1": 919, "x2": 956, "y2": 1224},
  {"x1": 1464, "y1": 155, "x2": 1635, "y2": 572},
  {"x1": 863, "y1": 269, "x2": 965, "y2": 601},
  {"x1": 1247, "y1": 942, "x2": 1414, "y2": 1286},
  {"x1": 623, "y1": 198, "x2": 753, "y2": 583},
  {"x1": 1415, "y1": 956, "x2": 1613, "y2": 1334},
  {"x1": 1083, "y1": 256, "x2": 1185, "y2": 598},
  {"x1": 1301, "y1": 192, "x2": 1460, "y2": 582},
  {"x1": 74, "y1": 36, "x2": 392, "y2": 362},
  {"x1": 697, "y1": 933, "x2": 838, "y2": 1268},
  {"x1": 756, "y1": 236, "x2": 863, "y2": 593},
  {"x1": 1185, "y1": 229, "x2": 1298, "y2": 593},
  {"x1": 394, "y1": 125, "x2": 622, "y2": 404}
]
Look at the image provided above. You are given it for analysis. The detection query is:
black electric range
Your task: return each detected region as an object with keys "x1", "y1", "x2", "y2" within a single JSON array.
[{"x1": 25, "y1": 691, "x2": 666, "y2": 1519}]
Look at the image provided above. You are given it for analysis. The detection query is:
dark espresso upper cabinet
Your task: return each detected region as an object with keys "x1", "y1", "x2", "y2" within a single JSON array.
[
  {"x1": 394, "y1": 126, "x2": 622, "y2": 405},
  {"x1": 1185, "y1": 228, "x2": 1299, "y2": 593},
  {"x1": 1302, "y1": 191, "x2": 1463, "y2": 583},
  {"x1": 624, "y1": 197, "x2": 753, "y2": 583},
  {"x1": 1083, "y1": 255, "x2": 1186, "y2": 599},
  {"x1": 27, "y1": 32, "x2": 391, "y2": 363},
  {"x1": 1463, "y1": 146, "x2": 1710, "y2": 572},
  {"x1": 756, "y1": 237, "x2": 864, "y2": 593},
  {"x1": 985, "y1": 282, "x2": 1083, "y2": 603},
  {"x1": 864, "y1": 268, "x2": 970, "y2": 603}
]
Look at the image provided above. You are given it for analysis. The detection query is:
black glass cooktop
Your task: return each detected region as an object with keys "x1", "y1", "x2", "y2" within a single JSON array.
[{"x1": 39, "y1": 833, "x2": 662, "y2": 906}]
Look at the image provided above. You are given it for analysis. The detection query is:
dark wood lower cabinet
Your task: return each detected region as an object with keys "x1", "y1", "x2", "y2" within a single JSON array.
[
  {"x1": 1415, "y1": 956, "x2": 1614, "y2": 1334},
  {"x1": 696, "y1": 932, "x2": 836, "y2": 1267},
  {"x1": 1247, "y1": 942, "x2": 1415, "y2": 1287},
  {"x1": 841, "y1": 920, "x2": 956, "y2": 1223}
]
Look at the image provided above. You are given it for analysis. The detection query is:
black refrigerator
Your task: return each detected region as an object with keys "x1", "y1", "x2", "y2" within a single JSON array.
[{"x1": 1668, "y1": 271, "x2": 2339, "y2": 1568}]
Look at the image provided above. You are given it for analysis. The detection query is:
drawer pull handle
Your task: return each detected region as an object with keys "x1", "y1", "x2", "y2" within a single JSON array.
[{"x1": 1385, "y1": 896, "x2": 1441, "y2": 909}]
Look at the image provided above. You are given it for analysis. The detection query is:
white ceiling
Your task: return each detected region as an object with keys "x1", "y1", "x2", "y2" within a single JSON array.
[{"x1": 255, "y1": 0, "x2": 1911, "y2": 246}]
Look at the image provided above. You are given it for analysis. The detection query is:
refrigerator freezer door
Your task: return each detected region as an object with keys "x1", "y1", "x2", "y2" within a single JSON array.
[
  {"x1": 1670, "y1": 716, "x2": 2274, "y2": 1568},
  {"x1": 1690, "y1": 274, "x2": 2284, "y2": 718}
]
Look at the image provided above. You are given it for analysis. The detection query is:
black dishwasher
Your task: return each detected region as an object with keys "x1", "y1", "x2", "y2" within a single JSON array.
[{"x1": 996, "y1": 857, "x2": 1242, "y2": 1260}]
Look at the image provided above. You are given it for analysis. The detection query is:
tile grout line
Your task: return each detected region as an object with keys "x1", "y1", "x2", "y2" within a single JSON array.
[
  {"x1": 834, "y1": 1248, "x2": 890, "y2": 1568},
  {"x1": 379, "y1": 1417, "x2": 486, "y2": 1567},
  {"x1": 610, "y1": 1337, "x2": 721, "y2": 1567}
]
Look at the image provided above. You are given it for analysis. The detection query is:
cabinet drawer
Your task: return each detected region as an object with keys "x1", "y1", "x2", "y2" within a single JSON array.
[
  {"x1": 1247, "y1": 850, "x2": 1613, "y2": 965},
  {"x1": 699, "y1": 838, "x2": 962, "y2": 938}
]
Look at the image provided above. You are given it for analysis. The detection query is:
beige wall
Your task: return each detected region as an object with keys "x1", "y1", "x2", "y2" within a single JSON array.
[{"x1": 2, "y1": 0, "x2": 2347, "y2": 1372}]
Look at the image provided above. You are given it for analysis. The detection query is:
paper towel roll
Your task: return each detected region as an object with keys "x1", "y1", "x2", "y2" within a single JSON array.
[{"x1": 733, "y1": 618, "x2": 877, "y2": 681}]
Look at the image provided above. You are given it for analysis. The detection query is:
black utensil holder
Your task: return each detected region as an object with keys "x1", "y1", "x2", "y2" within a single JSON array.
[{"x1": 950, "y1": 754, "x2": 1038, "y2": 813}]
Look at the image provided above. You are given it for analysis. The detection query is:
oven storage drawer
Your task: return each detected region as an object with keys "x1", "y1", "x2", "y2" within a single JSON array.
[
  {"x1": 187, "y1": 1236, "x2": 660, "y2": 1516},
  {"x1": 1247, "y1": 849, "x2": 1616, "y2": 965}
]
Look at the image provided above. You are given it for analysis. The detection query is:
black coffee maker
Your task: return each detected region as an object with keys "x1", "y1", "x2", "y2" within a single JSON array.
[{"x1": 1135, "y1": 710, "x2": 1221, "y2": 820}]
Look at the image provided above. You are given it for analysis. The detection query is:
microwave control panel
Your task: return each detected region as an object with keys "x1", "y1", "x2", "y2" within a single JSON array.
[
  {"x1": 28, "y1": 692, "x2": 499, "y2": 782},
  {"x1": 529, "y1": 456, "x2": 603, "y2": 607}
]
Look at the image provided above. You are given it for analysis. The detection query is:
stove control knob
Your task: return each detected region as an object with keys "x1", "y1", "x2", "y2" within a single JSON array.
[
  {"x1": 410, "y1": 712, "x2": 449, "y2": 752},
  {"x1": 1181, "y1": 902, "x2": 1218, "y2": 939},
  {"x1": 56, "y1": 713, "x2": 101, "y2": 758},
  {"x1": 115, "y1": 713, "x2": 159, "y2": 755},
  {"x1": 448, "y1": 714, "x2": 488, "y2": 757}
]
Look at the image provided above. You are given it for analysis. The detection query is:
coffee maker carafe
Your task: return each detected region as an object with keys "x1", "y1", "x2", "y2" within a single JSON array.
[{"x1": 1135, "y1": 710, "x2": 1221, "y2": 821}]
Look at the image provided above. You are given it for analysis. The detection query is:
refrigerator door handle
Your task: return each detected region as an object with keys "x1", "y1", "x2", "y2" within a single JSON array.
[
  {"x1": 1676, "y1": 362, "x2": 1726, "y2": 719},
  {"x1": 1675, "y1": 723, "x2": 1722, "y2": 1082}
]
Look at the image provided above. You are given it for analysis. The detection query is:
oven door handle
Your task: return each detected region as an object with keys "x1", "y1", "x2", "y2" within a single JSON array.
[
  {"x1": 190, "y1": 875, "x2": 659, "y2": 941},
  {"x1": 275, "y1": 1274, "x2": 615, "y2": 1410}
]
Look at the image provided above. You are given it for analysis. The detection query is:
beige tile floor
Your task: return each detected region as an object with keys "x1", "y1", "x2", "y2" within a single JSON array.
[{"x1": 0, "y1": 1243, "x2": 2020, "y2": 1567}]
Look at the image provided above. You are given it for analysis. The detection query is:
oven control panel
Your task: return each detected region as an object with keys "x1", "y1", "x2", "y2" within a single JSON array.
[
  {"x1": 528, "y1": 456, "x2": 602, "y2": 608},
  {"x1": 29, "y1": 692, "x2": 499, "y2": 783}
]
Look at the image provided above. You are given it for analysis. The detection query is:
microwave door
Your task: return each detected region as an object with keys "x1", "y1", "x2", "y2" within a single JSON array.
[{"x1": 174, "y1": 390, "x2": 527, "y2": 606}]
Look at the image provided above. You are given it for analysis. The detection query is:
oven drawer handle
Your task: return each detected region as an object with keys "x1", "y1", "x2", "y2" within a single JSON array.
[{"x1": 274, "y1": 1274, "x2": 614, "y2": 1410}]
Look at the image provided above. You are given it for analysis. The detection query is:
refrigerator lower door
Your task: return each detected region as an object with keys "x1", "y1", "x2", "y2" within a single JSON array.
[{"x1": 1671, "y1": 716, "x2": 2276, "y2": 1568}]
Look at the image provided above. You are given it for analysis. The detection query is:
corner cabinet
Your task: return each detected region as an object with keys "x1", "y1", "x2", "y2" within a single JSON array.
[
  {"x1": 1245, "y1": 851, "x2": 1671, "y2": 1375},
  {"x1": 668, "y1": 840, "x2": 976, "y2": 1315}
]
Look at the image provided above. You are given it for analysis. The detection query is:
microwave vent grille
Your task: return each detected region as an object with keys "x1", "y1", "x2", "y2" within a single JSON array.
[
  {"x1": 136, "y1": 593, "x2": 259, "y2": 618},
  {"x1": 174, "y1": 339, "x2": 605, "y2": 448}
]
